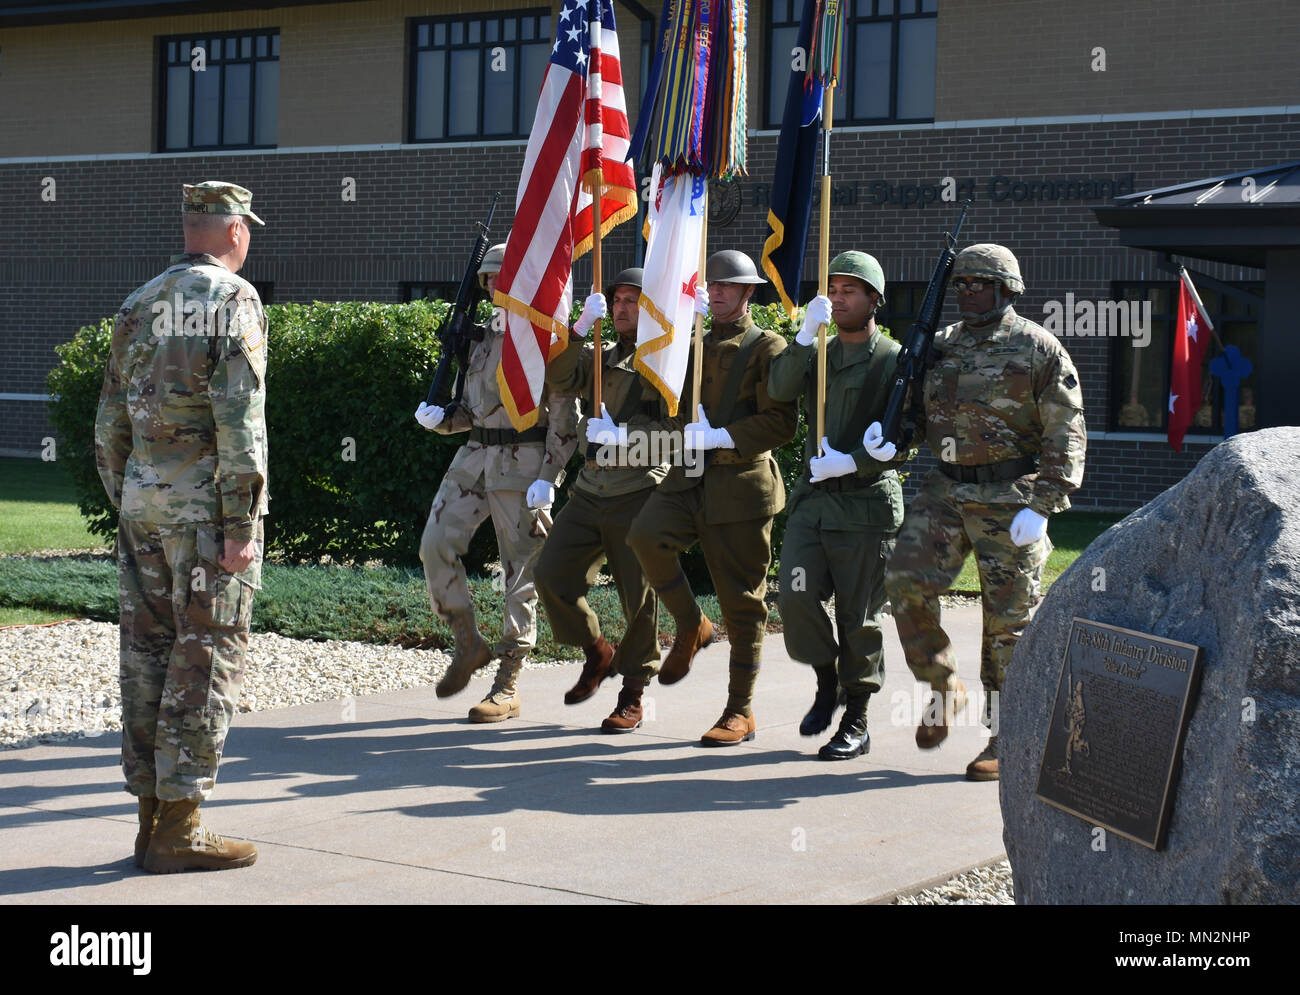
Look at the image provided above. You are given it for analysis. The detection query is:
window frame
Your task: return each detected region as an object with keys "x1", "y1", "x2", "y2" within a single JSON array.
[{"x1": 156, "y1": 27, "x2": 280, "y2": 153}]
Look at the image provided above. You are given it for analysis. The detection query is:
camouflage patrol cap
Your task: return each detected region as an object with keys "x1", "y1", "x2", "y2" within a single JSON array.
[
  {"x1": 182, "y1": 181, "x2": 265, "y2": 225},
  {"x1": 828, "y1": 250, "x2": 886, "y2": 302},
  {"x1": 953, "y1": 243, "x2": 1023, "y2": 294},
  {"x1": 705, "y1": 249, "x2": 767, "y2": 284},
  {"x1": 607, "y1": 267, "x2": 643, "y2": 294}
]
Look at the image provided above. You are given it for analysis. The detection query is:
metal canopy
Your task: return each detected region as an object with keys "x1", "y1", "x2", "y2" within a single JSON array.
[{"x1": 1093, "y1": 160, "x2": 1300, "y2": 267}]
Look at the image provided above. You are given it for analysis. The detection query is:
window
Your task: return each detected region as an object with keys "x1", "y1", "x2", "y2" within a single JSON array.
[
  {"x1": 1109, "y1": 282, "x2": 1261, "y2": 434},
  {"x1": 403, "y1": 282, "x2": 459, "y2": 303},
  {"x1": 766, "y1": 0, "x2": 937, "y2": 128},
  {"x1": 159, "y1": 30, "x2": 279, "y2": 151},
  {"x1": 877, "y1": 281, "x2": 929, "y2": 339},
  {"x1": 409, "y1": 11, "x2": 553, "y2": 142},
  {"x1": 251, "y1": 281, "x2": 274, "y2": 306}
]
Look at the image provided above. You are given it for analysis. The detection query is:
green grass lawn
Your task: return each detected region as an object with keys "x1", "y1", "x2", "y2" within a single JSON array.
[{"x1": 0, "y1": 457, "x2": 104, "y2": 554}]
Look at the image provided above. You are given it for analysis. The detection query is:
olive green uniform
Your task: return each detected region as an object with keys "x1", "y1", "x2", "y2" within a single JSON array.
[
  {"x1": 766, "y1": 331, "x2": 907, "y2": 694},
  {"x1": 626, "y1": 314, "x2": 799, "y2": 715},
  {"x1": 534, "y1": 335, "x2": 673, "y2": 681}
]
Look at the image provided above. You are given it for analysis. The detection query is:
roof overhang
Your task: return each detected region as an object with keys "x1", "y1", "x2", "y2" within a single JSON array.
[{"x1": 0, "y1": 1, "x2": 367, "y2": 28}]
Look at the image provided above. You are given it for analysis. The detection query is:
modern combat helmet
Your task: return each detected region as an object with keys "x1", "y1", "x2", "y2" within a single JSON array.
[
  {"x1": 478, "y1": 242, "x2": 507, "y2": 290},
  {"x1": 952, "y1": 243, "x2": 1024, "y2": 295}
]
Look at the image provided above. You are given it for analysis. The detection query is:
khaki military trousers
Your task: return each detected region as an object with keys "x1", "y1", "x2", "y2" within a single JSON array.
[
  {"x1": 885, "y1": 481, "x2": 1050, "y2": 716},
  {"x1": 778, "y1": 505, "x2": 895, "y2": 695},
  {"x1": 419, "y1": 454, "x2": 548, "y2": 657},
  {"x1": 627, "y1": 486, "x2": 773, "y2": 714},
  {"x1": 117, "y1": 518, "x2": 260, "y2": 801},
  {"x1": 534, "y1": 486, "x2": 660, "y2": 681}
]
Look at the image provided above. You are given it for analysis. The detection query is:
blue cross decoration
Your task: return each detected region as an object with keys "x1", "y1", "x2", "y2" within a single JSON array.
[{"x1": 1209, "y1": 345, "x2": 1254, "y2": 438}]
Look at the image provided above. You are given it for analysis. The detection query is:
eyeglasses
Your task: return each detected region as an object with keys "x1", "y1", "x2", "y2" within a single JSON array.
[{"x1": 951, "y1": 278, "x2": 994, "y2": 293}]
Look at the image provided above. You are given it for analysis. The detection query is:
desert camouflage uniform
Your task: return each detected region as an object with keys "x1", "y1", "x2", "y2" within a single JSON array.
[
  {"x1": 95, "y1": 251, "x2": 268, "y2": 802},
  {"x1": 418, "y1": 311, "x2": 580, "y2": 657},
  {"x1": 885, "y1": 306, "x2": 1086, "y2": 707}
]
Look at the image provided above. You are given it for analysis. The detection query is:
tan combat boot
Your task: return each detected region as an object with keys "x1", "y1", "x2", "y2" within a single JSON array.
[
  {"x1": 143, "y1": 799, "x2": 258, "y2": 873},
  {"x1": 966, "y1": 736, "x2": 999, "y2": 781},
  {"x1": 601, "y1": 677, "x2": 647, "y2": 733},
  {"x1": 659, "y1": 615, "x2": 713, "y2": 685},
  {"x1": 437, "y1": 609, "x2": 492, "y2": 698},
  {"x1": 469, "y1": 654, "x2": 523, "y2": 723},
  {"x1": 700, "y1": 709, "x2": 756, "y2": 747},
  {"x1": 134, "y1": 796, "x2": 158, "y2": 869},
  {"x1": 564, "y1": 636, "x2": 616, "y2": 705},
  {"x1": 915, "y1": 677, "x2": 968, "y2": 750}
]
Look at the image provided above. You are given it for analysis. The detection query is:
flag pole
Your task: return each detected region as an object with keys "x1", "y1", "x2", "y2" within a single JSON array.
[
  {"x1": 1179, "y1": 265, "x2": 1224, "y2": 352},
  {"x1": 815, "y1": 84, "x2": 834, "y2": 457},
  {"x1": 692, "y1": 194, "x2": 708, "y2": 413},
  {"x1": 592, "y1": 177, "x2": 604, "y2": 413}
]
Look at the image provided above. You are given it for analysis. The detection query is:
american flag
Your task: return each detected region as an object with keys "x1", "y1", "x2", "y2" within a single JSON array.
[{"x1": 493, "y1": 0, "x2": 637, "y2": 430}]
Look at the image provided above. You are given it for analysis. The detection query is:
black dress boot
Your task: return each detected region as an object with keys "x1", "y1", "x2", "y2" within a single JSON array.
[
  {"x1": 818, "y1": 692, "x2": 871, "y2": 760},
  {"x1": 799, "y1": 666, "x2": 839, "y2": 737}
]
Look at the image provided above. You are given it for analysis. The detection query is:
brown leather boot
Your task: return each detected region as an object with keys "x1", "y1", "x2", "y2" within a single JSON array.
[
  {"x1": 437, "y1": 609, "x2": 492, "y2": 698},
  {"x1": 915, "y1": 677, "x2": 968, "y2": 750},
  {"x1": 143, "y1": 799, "x2": 257, "y2": 873},
  {"x1": 134, "y1": 796, "x2": 157, "y2": 869},
  {"x1": 601, "y1": 678, "x2": 647, "y2": 733},
  {"x1": 966, "y1": 736, "x2": 999, "y2": 781},
  {"x1": 659, "y1": 615, "x2": 713, "y2": 686},
  {"x1": 564, "y1": 636, "x2": 616, "y2": 705},
  {"x1": 700, "y1": 709, "x2": 756, "y2": 747},
  {"x1": 468, "y1": 655, "x2": 522, "y2": 723}
]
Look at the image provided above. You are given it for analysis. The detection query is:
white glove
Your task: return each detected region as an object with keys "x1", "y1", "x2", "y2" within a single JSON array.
[
  {"x1": 526, "y1": 479, "x2": 555, "y2": 510},
  {"x1": 694, "y1": 285, "x2": 709, "y2": 317},
  {"x1": 797, "y1": 295, "x2": 832, "y2": 346},
  {"x1": 1009, "y1": 507, "x2": 1048, "y2": 547},
  {"x1": 684, "y1": 404, "x2": 733, "y2": 451},
  {"x1": 573, "y1": 293, "x2": 607, "y2": 338},
  {"x1": 414, "y1": 402, "x2": 445, "y2": 431},
  {"x1": 863, "y1": 421, "x2": 896, "y2": 462},
  {"x1": 809, "y1": 437, "x2": 856, "y2": 482},
  {"x1": 586, "y1": 402, "x2": 628, "y2": 447}
]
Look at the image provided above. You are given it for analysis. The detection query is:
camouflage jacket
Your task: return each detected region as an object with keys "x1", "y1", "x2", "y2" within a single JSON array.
[
  {"x1": 921, "y1": 307, "x2": 1086, "y2": 516},
  {"x1": 95, "y1": 252, "x2": 268, "y2": 543},
  {"x1": 767, "y1": 330, "x2": 906, "y2": 531},
  {"x1": 545, "y1": 334, "x2": 674, "y2": 498},
  {"x1": 434, "y1": 310, "x2": 580, "y2": 491}
]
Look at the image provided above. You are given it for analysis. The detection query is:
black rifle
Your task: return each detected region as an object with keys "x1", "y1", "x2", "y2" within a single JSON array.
[
  {"x1": 879, "y1": 202, "x2": 970, "y2": 448},
  {"x1": 426, "y1": 192, "x2": 501, "y2": 411}
]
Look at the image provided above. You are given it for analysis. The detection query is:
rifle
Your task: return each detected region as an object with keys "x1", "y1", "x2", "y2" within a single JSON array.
[
  {"x1": 878, "y1": 202, "x2": 970, "y2": 448},
  {"x1": 425, "y1": 192, "x2": 501, "y2": 411}
]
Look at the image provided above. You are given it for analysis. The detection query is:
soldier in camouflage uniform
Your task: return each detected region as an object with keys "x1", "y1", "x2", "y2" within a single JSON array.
[
  {"x1": 95, "y1": 180, "x2": 267, "y2": 872},
  {"x1": 767, "y1": 251, "x2": 908, "y2": 761},
  {"x1": 867, "y1": 244, "x2": 1086, "y2": 781},
  {"x1": 627, "y1": 250, "x2": 799, "y2": 746},
  {"x1": 535, "y1": 267, "x2": 675, "y2": 732},
  {"x1": 414, "y1": 245, "x2": 580, "y2": 722}
]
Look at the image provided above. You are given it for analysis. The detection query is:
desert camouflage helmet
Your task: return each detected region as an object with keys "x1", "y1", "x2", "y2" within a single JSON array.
[
  {"x1": 478, "y1": 242, "x2": 507, "y2": 290},
  {"x1": 705, "y1": 249, "x2": 767, "y2": 284},
  {"x1": 953, "y1": 243, "x2": 1024, "y2": 294},
  {"x1": 607, "y1": 267, "x2": 643, "y2": 293},
  {"x1": 828, "y1": 250, "x2": 886, "y2": 302}
]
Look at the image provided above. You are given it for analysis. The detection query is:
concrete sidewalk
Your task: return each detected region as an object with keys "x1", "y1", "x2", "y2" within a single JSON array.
[{"x1": 0, "y1": 602, "x2": 1004, "y2": 905}]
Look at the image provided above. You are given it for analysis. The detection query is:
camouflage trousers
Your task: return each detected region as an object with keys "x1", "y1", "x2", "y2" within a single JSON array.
[
  {"x1": 885, "y1": 481, "x2": 1050, "y2": 704},
  {"x1": 534, "y1": 486, "x2": 660, "y2": 681},
  {"x1": 419, "y1": 469, "x2": 549, "y2": 657},
  {"x1": 117, "y1": 518, "x2": 261, "y2": 802}
]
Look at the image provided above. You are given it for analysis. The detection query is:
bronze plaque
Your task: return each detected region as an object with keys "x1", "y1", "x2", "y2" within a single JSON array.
[{"x1": 1034, "y1": 617, "x2": 1204, "y2": 850}]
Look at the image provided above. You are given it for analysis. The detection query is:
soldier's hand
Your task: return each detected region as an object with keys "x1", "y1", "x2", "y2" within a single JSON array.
[
  {"x1": 863, "y1": 421, "x2": 897, "y2": 462},
  {"x1": 797, "y1": 295, "x2": 832, "y2": 346},
  {"x1": 1009, "y1": 507, "x2": 1048, "y2": 547},
  {"x1": 573, "y1": 293, "x2": 607, "y2": 338},
  {"x1": 684, "y1": 404, "x2": 733, "y2": 451},
  {"x1": 809, "y1": 437, "x2": 856, "y2": 482},
  {"x1": 694, "y1": 286, "x2": 709, "y2": 317},
  {"x1": 526, "y1": 479, "x2": 555, "y2": 509},
  {"x1": 220, "y1": 538, "x2": 256, "y2": 573},
  {"x1": 415, "y1": 402, "x2": 445, "y2": 431},
  {"x1": 586, "y1": 402, "x2": 628, "y2": 447}
]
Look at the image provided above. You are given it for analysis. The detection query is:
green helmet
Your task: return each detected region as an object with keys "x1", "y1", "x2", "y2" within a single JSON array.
[
  {"x1": 828, "y1": 250, "x2": 886, "y2": 302},
  {"x1": 607, "y1": 267, "x2": 643, "y2": 294},
  {"x1": 705, "y1": 249, "x2": 767, "y2": 284},
  {"x1": 952, "y1": 243, "x2": 1024, "y2": 295}
]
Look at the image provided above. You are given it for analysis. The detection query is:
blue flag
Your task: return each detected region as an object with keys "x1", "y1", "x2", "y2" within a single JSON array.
[{"x1": 760, "y1": 0, "x2": 823, "y2": 316}]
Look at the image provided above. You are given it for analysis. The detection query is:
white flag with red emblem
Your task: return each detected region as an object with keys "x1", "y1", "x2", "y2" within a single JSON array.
[
  {"x1": 634, "y1": 164, "x2": 707, "y2": 417},
  {"x1": 1168, "y1": 269, "x2": 1214, "y2": 452},
  {"x1": 492, "y1": 0, "x2": 637, "y2": 430}
]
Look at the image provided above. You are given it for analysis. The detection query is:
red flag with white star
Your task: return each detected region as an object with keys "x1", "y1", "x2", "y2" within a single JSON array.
[{"x1": 1168, "y1": 269, "x2": 1214, "y2": 452}]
